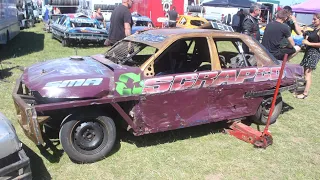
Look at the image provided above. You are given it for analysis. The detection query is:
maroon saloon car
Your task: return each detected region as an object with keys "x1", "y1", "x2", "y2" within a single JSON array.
[{"x1": 13, "y1": 28, "x2": 305, "y2": 163}]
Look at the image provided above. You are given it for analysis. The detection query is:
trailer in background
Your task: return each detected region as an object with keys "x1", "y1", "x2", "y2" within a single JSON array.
[
  {"x1": 131, "y1": 0, "x2": 188, "y2": 27},
  {"x1": 85, "y1": 0, "x2": 122, "y2": 21},
  {"x1": 0, "y1": 0, "x2": 20, "y2": 45},
  {"x1": 257, "y1": 1, "x2": 280, "y2": 24}
]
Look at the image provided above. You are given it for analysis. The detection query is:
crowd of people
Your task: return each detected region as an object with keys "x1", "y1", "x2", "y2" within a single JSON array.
[{"x1": 238, "y1": 4, "x2": 319, "y2": 99}]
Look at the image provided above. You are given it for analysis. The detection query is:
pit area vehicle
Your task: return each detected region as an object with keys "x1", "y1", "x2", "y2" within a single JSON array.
[
  {"x1": 13, "y1": 25, "x2": 305, "y2": 163},
  {"x1": 51, "y1": 13, "x2": 108, "y2": 46},
  {"x1": 0, "y1": 112, "x2": 31, "y2": 179},
  {"x1": 0, "y1": 0, "x2": 20, "y2": 45},
  {"x1": 44, "y1": 14, "x2": 63, "y2": 33},
  {"x1": 106, "y1": 13, "x2": 154, "y2": 34}
]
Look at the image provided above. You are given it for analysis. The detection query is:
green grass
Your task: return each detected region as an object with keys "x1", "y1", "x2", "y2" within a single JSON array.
[{"x1": 1, "y1": 24, "x2": 320, "y2": 180}]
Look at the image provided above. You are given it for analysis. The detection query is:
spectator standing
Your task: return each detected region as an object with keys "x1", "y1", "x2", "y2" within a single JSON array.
[
  {"x1": 279, "y1": 6, "x2": 303, "y2": 48},
  {"x1": 54, "y1": 7, "x2": 61, "y2": 14},
  {"x1": 242, "y1": 4, "x2": 261, "y2": 53},
  {"x1": 168, "y1": 6, "x2": 178, "y2": 27},
  {"x1": 232, "y1": 11, "x2": 241, "y2": 32},
  {"x1": 283, "y1": 6, "x2": 302, "y2": 35},
  {"x1": 262, "y1": 9, "x2": 301, "y2": 60},
  {"x1": 221, "y1": 14, "x2": 225, "y2": 23},
  {"x1": 106, "y1": 0, "x2": 133, "y2": 46},
  {"x1": 296, "y1": 13, "x2": 320, "y2": 99},
  {"x1": 239, "y1": 9, "x2": 245, "y2": 32},
  {"x1": 93, "y1": 7, "x2": 105, "y2": 28}
]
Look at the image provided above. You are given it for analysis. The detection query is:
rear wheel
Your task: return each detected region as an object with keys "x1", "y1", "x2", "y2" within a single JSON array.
[
  {"x1": 60, "y1": 115, "x2": 116, "y2": 163},
  {"x1": 61, "y1": 39, "x2": 69, "y2": 47},
  {"x1": 249, "y1": 94, "x2": 283, "y2": 125}
]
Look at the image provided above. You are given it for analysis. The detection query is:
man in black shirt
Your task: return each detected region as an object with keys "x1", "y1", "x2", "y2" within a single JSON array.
[
  {"x1": 106, "y1": 0, "x2": 133, "y2": 45},
  {"x1": 262, "y1": 9, "x2": 301, "y2": 60},
  {"x1": 283, "y1": 6, "x2": 302, "y2": 35},
  {"x1": 279, "y1": 6, "x2": 302, "y2": 47},
  {"x1": 168, "y1": 6, "x2": 178, "y2": 27}
]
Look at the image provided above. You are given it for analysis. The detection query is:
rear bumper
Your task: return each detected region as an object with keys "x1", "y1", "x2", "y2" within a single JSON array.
[
  {"x1": 12, "y1": 77, "x2": 45, "y2": 145},
  {"x1": 67, "y1": 33, "x2": 108, "y2": 42},
  {"x1": 0, "y1": 149, "x2": 32, "y2": 180}
]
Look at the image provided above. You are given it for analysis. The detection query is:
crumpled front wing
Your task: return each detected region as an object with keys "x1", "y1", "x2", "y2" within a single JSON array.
[{"x1": 12, "y1": 77, "x2": 44, "y2": 145}]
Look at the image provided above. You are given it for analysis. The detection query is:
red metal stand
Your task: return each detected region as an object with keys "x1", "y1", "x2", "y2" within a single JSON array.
[{"x1": 226, "y1": 54, "x2": 289, "y2": 148}]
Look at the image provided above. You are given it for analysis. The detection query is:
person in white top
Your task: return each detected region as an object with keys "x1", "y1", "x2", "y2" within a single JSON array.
[{"x1": 232, "y1": 11, "x2": 241, "y2": 32}]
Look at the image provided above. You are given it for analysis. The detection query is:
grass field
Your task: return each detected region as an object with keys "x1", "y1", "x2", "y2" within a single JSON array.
[{"x1": 0, "y1": 24, "x2": 319, "y2": 180}]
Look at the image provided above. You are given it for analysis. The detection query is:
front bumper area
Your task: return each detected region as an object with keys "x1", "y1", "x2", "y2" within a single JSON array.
[
  {"x1": 0, "y1": 149, "x2": 32, "y2": 180},
  {"x1": 12, "y1": 78, "x2": 45, "y2": 145}
]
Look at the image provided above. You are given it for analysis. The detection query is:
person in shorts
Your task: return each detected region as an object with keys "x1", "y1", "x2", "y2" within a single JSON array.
[{"x1": 262, "y1": 9, "x2": 301, "y2": 60}]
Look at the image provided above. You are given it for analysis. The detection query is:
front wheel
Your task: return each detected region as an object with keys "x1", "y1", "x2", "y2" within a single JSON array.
[
  {"x1": 249, "y1": 94, "x2": 283, "y2": 125},
  {"x1": 60, "y1": 115, "x2": 116, "y2": 163}
]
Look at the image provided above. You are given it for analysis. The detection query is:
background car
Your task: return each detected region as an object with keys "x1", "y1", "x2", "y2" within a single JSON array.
[
  {"x1": 106, "y1": 13, "x2": 154, "y2": 34},
  {"x1": 0, "y1": 112, "x2": 31, "y2": 179},
  {"x1": 176, "y1": 15, "x2": 209, "y2": 29},
  {"x1": 51, "y1": 13, "x2": 108, "y2": 46},
  {"x1": 44, "y1": 14, "x2": 63, "y2": 33}
]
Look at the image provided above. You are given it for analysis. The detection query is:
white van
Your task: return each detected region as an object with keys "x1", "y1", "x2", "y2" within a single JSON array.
[{"x1": 0, "y1": 0, "x2": 20, "y2": 45}]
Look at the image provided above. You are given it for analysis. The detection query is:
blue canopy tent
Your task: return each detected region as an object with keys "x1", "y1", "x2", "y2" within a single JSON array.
[{"x1": 202, "y1": 0, "x2": 256, "y2": 8}]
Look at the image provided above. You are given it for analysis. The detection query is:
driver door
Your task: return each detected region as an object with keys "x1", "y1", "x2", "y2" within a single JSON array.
[
  {"x1": 137, "y1": 37, "x2": 217, "y2": 132},
  {"x1": 211, "y1": 37, "x2": 262, "y2": 120}
]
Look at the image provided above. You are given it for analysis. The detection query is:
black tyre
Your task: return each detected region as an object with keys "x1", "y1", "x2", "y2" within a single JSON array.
[
  {"x1": 187, "y1": 6, "x2": 203, "y2": 13},
  {"x1": 6, "y1": 31, "x2": 9, "y2": 44},
  {"x1": 61, "y1": 39, "x2": 69, "y2": 47},
  {"x1": 27, "y1": 20, "x2": 34, "y2": 28},
  {"x1": 249, "y1": 94, "x2": 283, "y2": 125},
  {"x1": 60, "y1": 115, "x2": 116, "y2": 163}
]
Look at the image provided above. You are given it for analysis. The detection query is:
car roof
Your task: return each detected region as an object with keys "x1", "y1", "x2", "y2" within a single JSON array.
[{"x1": 125, "y1": 28, "x2": 243, "y2": 49}]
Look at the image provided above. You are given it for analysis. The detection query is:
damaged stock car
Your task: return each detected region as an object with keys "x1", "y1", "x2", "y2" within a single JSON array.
[
  {"x1": 51, "y1": 14, "x2": 108, "y2": 46},
  {"x1": 13, "y1": 25, "x2": 305, "y2": 163},
  {"x1": 0, "y1": 113, "x2": 31, "y2": 179}
]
